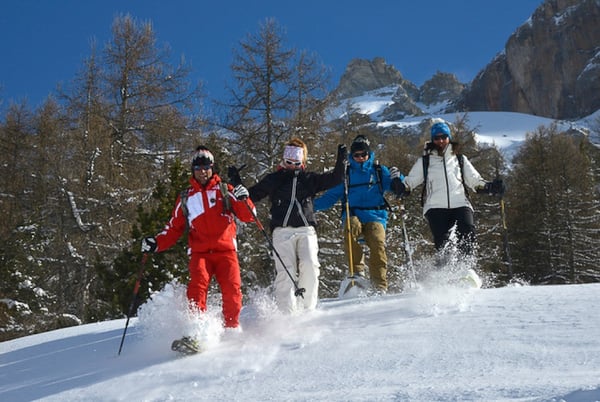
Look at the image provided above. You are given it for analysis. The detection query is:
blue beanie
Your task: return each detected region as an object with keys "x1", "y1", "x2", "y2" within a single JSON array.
[{"x1": 431, "y1": 122, "x2": 452, "y2": 141}]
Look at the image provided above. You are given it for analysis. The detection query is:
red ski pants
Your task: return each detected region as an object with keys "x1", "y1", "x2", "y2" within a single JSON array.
[{"x1": 187, "y1": 251, "x2": 242, "y2": 328}]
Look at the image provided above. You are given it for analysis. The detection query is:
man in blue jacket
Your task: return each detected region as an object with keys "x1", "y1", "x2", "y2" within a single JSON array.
[{"x1": 314, "y1": 135, "x2": 400, "y2": 293}]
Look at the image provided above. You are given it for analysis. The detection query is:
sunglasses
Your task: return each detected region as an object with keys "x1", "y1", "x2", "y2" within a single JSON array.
[
  {"x1": 352, "y1": 151, "x2": 368, "y2": 158},
  {"x1": 284, "y1": 159, "x2": 302, "y2": 166},
  {"x1": 433, "y1": 135, "x2": 449, "y2": 141},
  {"x1": 193, "y1": 164, "x2": 213, "y2": 171}
]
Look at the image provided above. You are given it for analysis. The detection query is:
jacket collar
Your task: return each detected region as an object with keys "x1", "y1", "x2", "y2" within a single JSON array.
[
  {"x1": 190, "y1": 173, "x2": 220, "y2": 190},
  {"x1": 427, "y1": 142, "x2": 454, "y2": 157},
  {"x1": 349, "y1": 150, "x2": 375, "y2": 170}
]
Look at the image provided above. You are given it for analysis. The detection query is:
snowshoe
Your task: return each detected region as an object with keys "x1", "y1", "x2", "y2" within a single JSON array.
[
  {"x1": 171, "y1": 336, "x2": 203, "y2": 355},
  {"x1": 458, "y1": 269, "x2": 483, "y2": 289},
  {"x1": 339, "y1": 274, "x2": 371, "y2": 298}
]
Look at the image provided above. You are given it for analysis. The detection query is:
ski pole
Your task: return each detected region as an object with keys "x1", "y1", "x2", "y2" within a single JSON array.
[
  {"x1": 343, "y1": 162, "x2": 355, "y2": 278},
  {"x1": 243, "y1": 200, "x2": 306, "y2": 298},
  {"x1": 397, "y1": 202, "x2": 417, "y2": 288},
  {"x1": 494, "y1": 159, "x2": 512, "y2": 279},
  {"x1": 500, "y1": 197, "x2": 513, "y2": 279},
  {"x1": 118, "y1": 253, "x2": 148, "y2": 355}
]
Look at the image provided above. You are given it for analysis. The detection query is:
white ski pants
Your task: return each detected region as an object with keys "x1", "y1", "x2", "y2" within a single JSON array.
[{"x1": 272, "y1": 226, "x2": 320, "y2": 313}]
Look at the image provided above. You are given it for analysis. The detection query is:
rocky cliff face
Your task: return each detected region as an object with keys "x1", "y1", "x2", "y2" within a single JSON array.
[
  {"x1": 334, "y1": 58, "x2": 464, "y2": 119},
  {"x1": 333, "y1": 0, "x2": 599, "y2": 121},
  {"x1": 419, "y1": 71, "x2": 465, "y2": 105},
  {"x1": 456, "y1": 0, "x2": 600, "y2": 119},
  {"x1": 333, "y1": 57, "x2": 413, "y2": 100}
]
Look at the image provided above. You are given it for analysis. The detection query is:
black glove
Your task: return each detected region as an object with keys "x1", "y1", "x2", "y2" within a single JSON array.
[
  {"x1": 490, "y1": 178, "x2": 506, "y2": 196},
  {"x1": 227, "y1": 166, "x2": 243, "y2": 187},
  {"x1": 478, "y1": 178, "x2": 506, "y2": 197},
  {"x1": 391, "y1": 178, "x2": 409, "y2": 198},
  {"x1": 337, "y1": 144, "x2": 347, "y2": 161},
  {"x1": 141, "y1": 236, "x2": 157, "y2": 253}
]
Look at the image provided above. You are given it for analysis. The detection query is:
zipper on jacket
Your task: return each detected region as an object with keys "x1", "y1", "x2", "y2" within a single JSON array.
[{"x1": 442, "y1": 156, "x2": 451, "y2": 208}]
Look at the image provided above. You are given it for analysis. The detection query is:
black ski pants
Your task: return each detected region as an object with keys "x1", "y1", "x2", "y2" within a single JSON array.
[{"x1": 425, "y1": 206, "x2": 476, "y2": 255}]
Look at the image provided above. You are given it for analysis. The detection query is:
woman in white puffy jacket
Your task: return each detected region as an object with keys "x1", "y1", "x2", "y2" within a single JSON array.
[{"x1": 391, "y1": 121, "x2": 504, "y2": 256}]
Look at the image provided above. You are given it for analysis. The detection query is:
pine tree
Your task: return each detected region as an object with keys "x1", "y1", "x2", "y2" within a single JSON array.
[
  {"x1": 103, "y1": 159, "x2": 190, "y2": 315},
  {"x1": 222, "y1": 18, "x2": 331, "y2": 181},
  {"x1": 508, "y1": 124, "x2": 600, "y2": 283},
  {"x1": 55, "y1": 14, "x2": 204, "y2": 322}
]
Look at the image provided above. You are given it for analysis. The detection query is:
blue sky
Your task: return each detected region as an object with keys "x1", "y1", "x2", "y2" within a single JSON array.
[{"x1": 0, "y1": 0, "x2": 542, "y2": 109}]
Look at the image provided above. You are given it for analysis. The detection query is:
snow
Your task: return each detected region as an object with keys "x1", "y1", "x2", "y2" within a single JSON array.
[
  {"x1": 333, "y1": 87, "x2": 598, "y2": 161},
  {"x1": 2, "y1": 279, "x2": 600, "y2": 402}
]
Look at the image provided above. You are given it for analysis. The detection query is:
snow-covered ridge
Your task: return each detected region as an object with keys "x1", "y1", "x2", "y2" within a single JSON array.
[{"x1": 329, "y1": 88, "x2": 598, "y2": 161}]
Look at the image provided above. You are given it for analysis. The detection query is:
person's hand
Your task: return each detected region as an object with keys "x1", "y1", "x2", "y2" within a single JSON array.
[
  {"x1": 391, "y1": 178, "x2": 409, "y2": 198},
  {"x1": 337, "y1": 144, "x2": 347, "y2": 159},
  {"x1": 489, "y1": 178, "x2": 506, "y2": 196},
  {"x1": 389, "y1": 166, "x2": 402, "y2": 180},
  {"x1": 233, "y1": 184, "x2": 249, "y2": 200},
  {"x1": 478, "y1": 178, "x2": 506, "y2": 197},
  {"x1": 141, "y1": 237, "x2": 157, "y2": 253},
  {"x1": 227, "y1": 166, "x2": 243, "y2": 187}
]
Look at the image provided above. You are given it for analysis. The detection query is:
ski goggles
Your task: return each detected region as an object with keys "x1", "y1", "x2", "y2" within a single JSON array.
[
  {"x1": 352, "y1": 151, "x2": 368, "y2": 158},
  {"x1": 192, "y1": 164, "x2": 213, "y2": 171},
  {"x1": 284, "y1": 159, "x2": 302, "y2": 167}
]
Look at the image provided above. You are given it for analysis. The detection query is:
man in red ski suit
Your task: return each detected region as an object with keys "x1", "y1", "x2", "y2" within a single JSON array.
[{"x1": 142, "y1": 146, "x2": 255, "y2": 328}]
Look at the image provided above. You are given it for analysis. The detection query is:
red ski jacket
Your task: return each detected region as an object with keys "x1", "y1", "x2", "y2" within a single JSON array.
[{"x1": 155, "y1": 174, "x2": 255, "y2": 254}]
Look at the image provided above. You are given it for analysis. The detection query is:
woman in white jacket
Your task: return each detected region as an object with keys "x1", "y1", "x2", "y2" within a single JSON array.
[{"x1": 391, "y1": 121, "x2": 504, "y2": 256}]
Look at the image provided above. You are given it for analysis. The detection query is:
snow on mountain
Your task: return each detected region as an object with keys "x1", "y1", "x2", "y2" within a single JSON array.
[
  {"x1": 1, "y1": 280, "x2": 599, "y2": 401},
  {"x1": 330, "y1": 87, "x2": 598, "y2": 161}
]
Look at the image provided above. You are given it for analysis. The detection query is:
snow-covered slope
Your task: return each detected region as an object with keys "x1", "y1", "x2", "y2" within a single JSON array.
[{"x1": 2, "y1": 282, "x2": 599, "y2": 401}]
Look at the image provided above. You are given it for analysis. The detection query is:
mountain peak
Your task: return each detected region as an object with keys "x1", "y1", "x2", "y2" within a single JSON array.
[
  {"x1": 332, "y1": 1, "x2": 600, "y2": 120},
  {"x1": 334, "y1": 57, "x2": 414, "y2": 100}
]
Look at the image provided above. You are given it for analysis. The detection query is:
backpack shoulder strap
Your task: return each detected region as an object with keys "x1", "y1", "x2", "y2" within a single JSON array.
[
  {"x1": 180, "y1": 188, "x2": 190, "y2": 218},
  {"x1": 180, "y1": 188, "x2": 191, "y2": 232},
  {"x1": 457, "y1": 153, "x2": 464, "y2": 170},
  {"x1": 420, "y1": 152, "x2": 469, "y2": 206},
  {"x1": 374, "y1": 161, "x2": 392, "y2": 212},
  {"x1": 219, "y1": 181, "x2": 232, "y2": 214},
  {"x1": 457, "y1": 154, "x2": 471, "y2": 200},
  {"x1": 420, "y1": 154, "x2": 430, "y2": 207}
]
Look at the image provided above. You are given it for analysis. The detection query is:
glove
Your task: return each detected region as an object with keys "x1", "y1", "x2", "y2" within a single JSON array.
[
  {"x1": 389, "y1": 166, "x2": 403, "y2": 180},
  {"x1": 335, "y1": 144, "x2": 348, "y2": 166},
  {"x1": 490, "y1": 178, "x2": 506, "y2": 196},
  {"x1": 141, "y1": 236, "x2": 157, "y2": 253},
  {"x1": 227, "y1": 166, "x2": 243, "y2": 187},
  {"x1": 478, "y1": 178, "x2": 506, "y2": 196},
  {"x1": 233, "y1": 184, "x2": 249, "y2": 200},
  {"x1": 391, "y1": 178, "x2": 409, "y2": 198}
]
